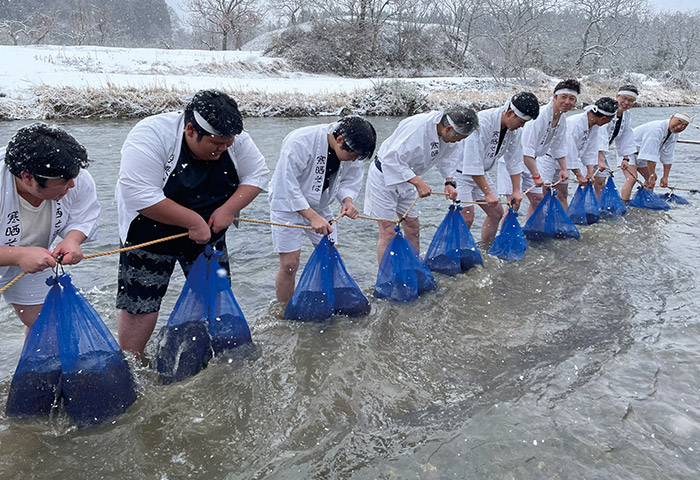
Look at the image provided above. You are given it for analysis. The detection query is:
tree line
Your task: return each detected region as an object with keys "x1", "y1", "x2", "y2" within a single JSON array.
[{"x1": 1, "y1": 0, "x2": 698, "y2": 84}]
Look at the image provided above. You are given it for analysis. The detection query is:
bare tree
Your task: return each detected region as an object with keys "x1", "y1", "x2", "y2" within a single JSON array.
[
  {"x1": 569, "y1": 0, "x2": 649, "y2": 74},
  {"x1": 479, "y1": 0, "x2": 555, "y2": 80},
  {"x1": 185, "y1": 0, "x2": 262, "y2": 50},
  {"x1": 662, "y1": 11, "x2": 700, "y2": 72},
  {"x1": 268, "y1": 0, "x2": 310, "y2": 26},
  {"x1": 434, "y1": 0, "x2": 486, "y2": 66}
]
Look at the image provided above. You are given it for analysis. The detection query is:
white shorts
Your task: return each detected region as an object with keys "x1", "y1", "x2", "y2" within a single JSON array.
[
  {"x1": 455, "y1": 172, "x2": 497, "y2": 203},
  {"x1": 536, "y1": 155, "x2": 569, "y2": 185},
  {"x1": 497, "y1": 162, "x2": 537, "y2": 195},
  {"x1": 270, "y1": 209, "x2": 337, "y2": 253},
  {"x1": 627, "y1": 153, "x2": 646, "y2": 168},
  {"x1": 364, "y1": 163, "x2": 419, "y2": 220},
  {"x1": 595, "y1": 152, "x2": 612, "y2": 178},
  {"x1": 0, "y1": 266, "x2": 53, "y2": 306}
]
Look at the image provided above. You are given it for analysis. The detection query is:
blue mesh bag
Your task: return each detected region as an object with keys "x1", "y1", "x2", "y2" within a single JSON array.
[
  {"x1": 285, "y1": 236, "x2": 369, "y2": 322},
  {"x1": 425, "y1": 204, "x2": 482, "y2": 275},
  {"x1": 6, "y1": 283, "x2": 62, "y2": 419},
  {"x1": 155, "y1": 252, "x2": 212, "y2": 384},
  {"x1": 488, "y1": 207, "x2": 528, "y2": 262},
  {"x1": 629, "y1": 186, "x2": 671, "y2": 210},
  {"x1": 523, "y1": 189, "x2": 580, "y2": 241},
  {"x1": 374, "y1": 225, "x2": 436, "y2": 302},
  {"x1": 659, "y1": 192, "x2": 690, "y2": 205},
  {"x1": 567, "y1": 181, "x2": 600, "y2": 225},
  {"x1": 53, "y1": 273, "x2": 137, "y2": 428},
  {"x1": 597, "y1": 174, "x2": 627, "y2": 219},
  {"x1": 207, "y1": 249, "x2": 253, "y2": 354}
]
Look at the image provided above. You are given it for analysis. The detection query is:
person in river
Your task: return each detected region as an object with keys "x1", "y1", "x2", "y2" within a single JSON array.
[
  {"x1": 499, "y1": 80, "x2": 579, "y2": 219},
  {"x1": 456, "y1": 92, "x2": 540, "y2": 244},
  {"x1": 540, "y1": 97, "x2": 618, "y2": 210},
  {"x1": 0, "y1": 123, "x2": 100, "y2": 329},
  {"x1": 115, "y1": 89, "x2": 270, "y2": 358},
  {"x1": 620, "y1": 113, "x2": 690, "y2": 200},
  {"x1": 269, "y1": 116, "x2": 377, "y2": 305},
  {"x1": 593, "y1": 85, "x2": 638, "y2": 196},
  {"x1": 364, "y1": 107, "x2": 478, "y2": 262}
]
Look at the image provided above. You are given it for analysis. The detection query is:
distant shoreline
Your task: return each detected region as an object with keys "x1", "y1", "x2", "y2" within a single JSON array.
[
  {"x1": 1, "y1": 82, "x2": 696, "y2": 121},
  {"x1": 0, "y1": 45, "x2": 696, "y2": 120}
]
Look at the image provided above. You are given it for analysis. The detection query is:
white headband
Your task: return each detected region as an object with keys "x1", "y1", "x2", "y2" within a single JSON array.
[
  {"x1": 585, "y1": 104, "x2": 616, "y2": 117},
  {"x1": 617, "y1": 90, "x2": 638, "y2": 99},
  {"x1": 446, "y1": 114, "x2": 473, "y2": 136},
  {"x1": 509, "y1": 101, "x2": 533, "y2": 121},
  {"x1": 555, "y1": 88, "x2": 579, "y2": 98},
  {"x1": 193, "y1": 110, "x2": 222, "y2": 136},
  {"x1": 672, "y1": 113, "x2": 691, "y2": 123}
]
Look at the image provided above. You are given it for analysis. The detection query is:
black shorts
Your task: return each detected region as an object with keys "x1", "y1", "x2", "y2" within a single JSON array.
[{"x1": 116, "y1": 239, "x2": 230, "y2": 315}]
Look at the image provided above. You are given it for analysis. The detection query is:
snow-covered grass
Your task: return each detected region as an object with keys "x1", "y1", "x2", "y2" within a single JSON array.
[{"x1": 0, "y1": 45, "x2": 696, "y2": 120}]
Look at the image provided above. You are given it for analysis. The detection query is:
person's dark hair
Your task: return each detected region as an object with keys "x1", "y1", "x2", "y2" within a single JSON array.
[
  {"x1": 618, "y1": 84, "x2": 639, "y2": 96},
  {"x1": 440, "y1": 107, "x2": 479, "y2": 137},
  {"x1": 511, "y1": 91, "x2": 540, "y2": 120},
  {"x1": 333, "y1": 116, "x2": 377, "y2": 160},
  {"x1": 553, "y1": 78, "x2": 581, "y2": 95},
  {"x1": 5, "y1": 123, "x2": 89, "y2": 188},
  {"x1": 592, "y1": 97, "x2": 619, "y2": 117},
  {"x1": 184, "y1": 90, "x2": 243, "y2": 139}
]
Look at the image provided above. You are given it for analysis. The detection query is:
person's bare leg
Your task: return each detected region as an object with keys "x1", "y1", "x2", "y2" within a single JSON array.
[
  {"x1": 555, "y1": 183, "x2": 569, "y2": 210},
  {"x1": 377, "y1": 220, "x2": 397, "y2": 263},
  {"x1": 275, "y1": 250, "x2": 301, "y2": 304},
  {"x1": 13, "y1": 303, "x2": 43, "y2": 334},
  {"x1": 480, "y1": 204, "x2": 504, "y2": 244},
  {"x1": 621, "y1": 165, "x2": 638, "y2": 202},
  {"x1": 117, "y1": 309, "x2": 159, "y2": 359},
  {"x1": 401, "y1": 216, "x2": 421, "y2": 253},
  {"x1": 593, "y1": 176, "x2": 606, "y2": 196},
  {"x1": 526, "y1": 191, "x2": 543, "y2": 219},
  {"x1": 459, "y1": 205, "x2": 475, "y2": 229}
]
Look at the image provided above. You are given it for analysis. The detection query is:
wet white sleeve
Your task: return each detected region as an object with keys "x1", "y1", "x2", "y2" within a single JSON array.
[
  {"x1": 61, "y1": 170, "x2": 101, "y2": 242},
  {"x1": 269, "y1": 136, "x2": 311, "y2": 212},
  {"x1": 118, "y1": 123, "x2": 170, "y2": 212},
  {"x1": 231, "y1": 131, "x2": 270, "y2": 191}
]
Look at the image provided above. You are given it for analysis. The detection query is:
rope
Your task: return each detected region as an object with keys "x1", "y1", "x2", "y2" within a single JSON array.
[{"x1": 0, "y1": 231, "x2": 191, "y2": 295}]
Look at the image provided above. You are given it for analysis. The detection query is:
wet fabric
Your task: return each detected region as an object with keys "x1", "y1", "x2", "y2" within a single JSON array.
[
  {"x1": 567, "y1": 181, "x2": 600, "y2": 225},
  {"x1": 597, "y1": 174, "x2": 627, "y2": 219},
  {"x1": 6, "y1": 281, "x2": 62, "y2": 419},
  {"x1": 155, "y1": 247, "x2": 252, "y2": 384},
  {"x1": 285, "y1": 236, "x2": 370, "y2": 322},
  {"x1": 629, "y1": 186, "x2": 671, "y2": 210},
  {"x1": 375, "y1": 225, "x2": 436, "y2": 302},
  {"x1": 425, "y1": 204, "x2": 482, "y2": 275},
  {"x1": 523, "y1": 189, "x2": 580, "y2": 241},
  {"x1": 6, "y1": 273, "x2": 137, "y2": 427},
  {"x1": 488, "y1": 207, "x2": 528, "y2": 262},
  {"x1": 659, "y1": 192, "x2": 690, "y2": 205},
  {"x1": 53, "y1": 274, "x2": 137, "y2": 428}
]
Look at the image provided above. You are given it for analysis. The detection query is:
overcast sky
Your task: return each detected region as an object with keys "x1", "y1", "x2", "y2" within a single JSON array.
[{"x1": 650, "y1": 0, "x2": 700, "y2": 11}]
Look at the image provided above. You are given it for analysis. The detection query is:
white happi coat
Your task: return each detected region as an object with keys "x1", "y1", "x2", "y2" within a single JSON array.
[
  {"x1": 0, "y1": 150, "x2": 100, "y2": 282},
  {"x1": 564, "y1": 112, "x2": 602, "y2": 170},
  {"x1": 461, "y1": 105, "x2": 523, "y2": 177},
  {"x1": 268, "y1": 123, "x2": 363, "y2": 213},
  {"x1": 375, "y1": 110, "x2": 460, "y2": 186},
  {"x1": 598, "y1": 109, "x2": 635, "y2": 162},
  {"x1": 521, "y1": 100, "x2": 568, "y2": 161},
  {"x1": 633, "y1": 119, "x2": 679, "y2": 165},
  {"x1": 116, "y1": 111, "x2": 269, "y2": 243}
]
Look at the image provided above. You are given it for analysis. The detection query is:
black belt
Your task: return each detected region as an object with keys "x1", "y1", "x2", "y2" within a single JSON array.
[{"x1": 374, "y1": 156, "x2": 383, "y2": 172}]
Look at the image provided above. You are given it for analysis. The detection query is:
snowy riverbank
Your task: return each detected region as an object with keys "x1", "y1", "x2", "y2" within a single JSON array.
[{"x1": 0, "y1": 45, "x2": 697, "y2": 120}]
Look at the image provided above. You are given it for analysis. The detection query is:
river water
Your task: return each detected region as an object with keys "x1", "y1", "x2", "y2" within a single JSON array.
[{"x1": 0, "y1": 108, "x2": 699, "y2": 479}]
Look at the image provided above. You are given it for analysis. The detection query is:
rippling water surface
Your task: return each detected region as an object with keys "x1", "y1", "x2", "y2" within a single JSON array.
[{"x1": 0, "y1": 108, "x2": 698, "y2": 479}]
